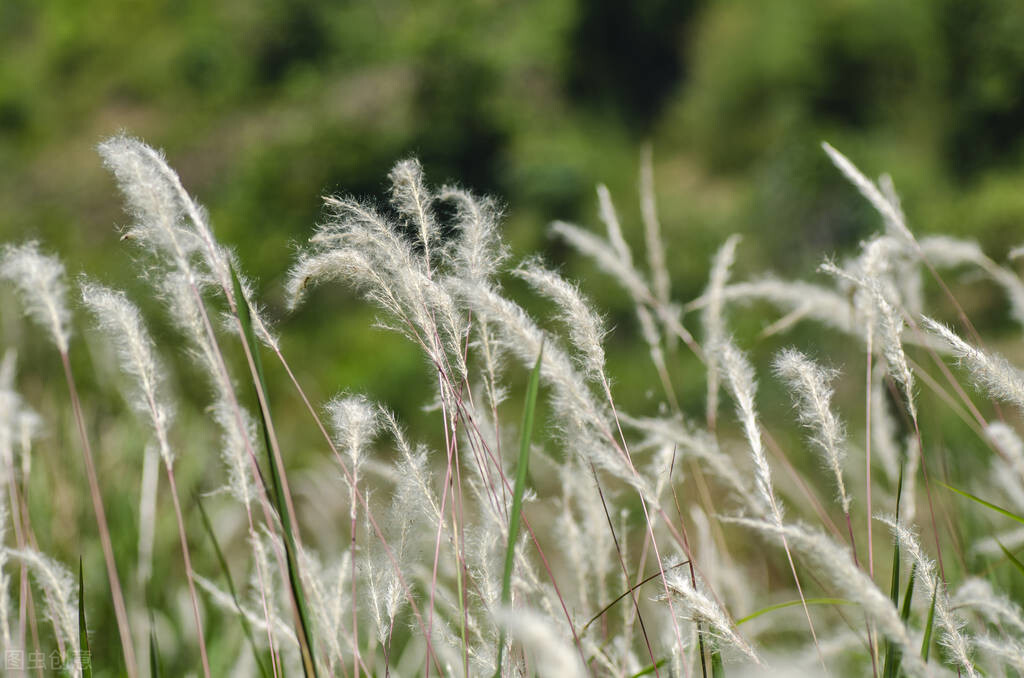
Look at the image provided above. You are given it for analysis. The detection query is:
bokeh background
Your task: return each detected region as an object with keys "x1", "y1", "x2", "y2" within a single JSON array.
[
  {"x1": 5, "y1": 0, "x2": 1024, "y2": 420},
  {"x1": 3, "y1": 0, "x2": 1024, "y2": 672}
]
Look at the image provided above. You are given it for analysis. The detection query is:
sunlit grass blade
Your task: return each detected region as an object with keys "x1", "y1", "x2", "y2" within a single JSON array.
[
  {"x1": 940, "y1": 481, "x2": 1024, "y2": 525},
  {"x1": 582, "y1": 560, "x2": 690, "y2": 632},
  {"x1": 631, "y1": 658, "x2": 668, "y2": 677},
  {"x1": 734, "y1": 598, "x2": 853, "y2": 625},
  {"x1": 230, "y1": 264, "x2": 319, "y2": 677},
  {"x1": 78, "y1": 558, "x2": 92, "y2": 678},
  {"x1": 921, "y1": 586, "x2": 937, "y2": 662},
  {"x1": 494, "y1": 343, "x2": 543, "y2": 678},
  {"x1": 882, "y1": 463, "x2": 905, "y2": 678},
  {"x1": 149, "y1": 624, "x2": 162, "y2": 678},
  {"x1": 710, "y1": 650, "x2": 725, "y2": 678},
  {"x1": 997, "y1": 540, "x2": 1024, "y2": 579},
  {"x1": 196, "y1": 494, "x2": 271, "y2": 678},
  {"x1": 883, "y1": 564, "x2": 916, "y2": 678}
]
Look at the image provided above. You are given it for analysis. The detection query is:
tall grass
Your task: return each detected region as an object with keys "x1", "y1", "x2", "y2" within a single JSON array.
[{"x1": 1, "y1": 135, "x2": 1024, "y2": 676}]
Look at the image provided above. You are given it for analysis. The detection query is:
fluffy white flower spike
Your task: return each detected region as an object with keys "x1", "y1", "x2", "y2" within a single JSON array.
[{"x1": 0, "y1": 241, "x2": 71, "y2": 353}]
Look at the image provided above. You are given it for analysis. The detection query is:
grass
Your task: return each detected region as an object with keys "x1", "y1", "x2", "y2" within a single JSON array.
[{"x1": 1, "y1": 135, "x2": 1024, "y2": 677}]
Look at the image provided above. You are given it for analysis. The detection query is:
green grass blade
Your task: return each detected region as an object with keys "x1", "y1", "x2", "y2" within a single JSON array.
[
  {"x1": 631, "y1": 658, "x2": 668, "y2": 677},
  {"x1": 940, "y1": 482, "x2": 1024, "y2": 525},
  {"x1": 149, "y1": 625, "x2": 162, "y2": 678},
  {"x1": 230, "y1": 264, "x2": 319, "y2": 677},
  {"x1": 884, "y1": 562, "x2": 916, "y2": 678},
  {"x1": 196, "y1": 494, "x2": 271, "y2": 678},
  {"x1": 710, "y1": 649, "x2": 725, "y2": 678},
  {"x1": 735, "y1": 598, "x2": 852, "y2": 625},
  {"x1": 78, "y1": 558, "x2": 93, "y2": 678},
  {"x1": 494, "y1": 344, "x2": 544, "y2": 678},
  {"x1": 997, "y1": 540, "x2": 1024, "y2": 578},
  {"x1": 921, "y1": 586, "x2": 937, "y2": 662},
  {"x1": 882, "y1": 463, "x2": 905, "y2": 678},
  {"x1": 900, "y1": 563, "x2": 916, "y2": 624}
]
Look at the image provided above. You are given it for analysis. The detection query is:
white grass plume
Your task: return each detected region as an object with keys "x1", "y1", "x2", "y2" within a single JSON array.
[
  {"x1": 0, "y1": 241, "x2": 71, "y2": 353},
  {"x1": 97, "y1": 134, "x2": 203, "y2": 275},
  {"x1": 874, "y1": 288, "x2": 917, "y2": 420},
  {"x1": 774, "y1": 349, "x2": 850, "y2": 513},
  {"x1": 327, "y1": 394, "x2": 381, "y2": 519},
  {"x1": 389, "y1": 158, "x2": 437, "y2": 267},
  {"x1": 923, "y1": 316, "x2": 1024, "y2": 411},
  {"x1": 327, "y1": 394, "x2": 381, "y2": 473},
  {"x1": 440, "y1": 185, "x2": 506, "y2": 283},
  {"x1": 99, "y1": 135, "x2": 278, "y2": 351},
  {"x1": 493, "y1": 606, "x2": 585, "y2": 678},
  {"x1": 704, "y1": 235, "x2": 741, "y2": 427},
  {"x1": 514, "y1": 258, "x2": 607, "y2": 381},
  {"x1": 719, "y1": 339, "x2": 778, "y2": 520},
  {"x1": 879, "y1": 515, "x2": 977, "y2": 677},
  {"x1": 639, "y1": 144, "x2": 671, "y2": 309},
  {"x1": 728, "y1": 518, "x2": 926, "y2": 677},
  {"x1": 821, "y1": 142, "x2": 912, "y2": 243},
  {"x1": 663, "y1": 568, "x2": 761, "y2": 665},
  {"x1": 99, "y1": 135, "x2": 232, "y2": 296},
  {"x1": 5, "y1": 547, "x2": 80, "y2": 673},
  {"x1": 80, "y1": 280, "x2": 175, "y2": 464}
]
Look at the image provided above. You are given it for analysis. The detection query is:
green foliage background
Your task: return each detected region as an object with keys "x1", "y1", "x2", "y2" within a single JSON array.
[{"x1": 2, "y1": 0, "x2": 1024, "y2": 672}]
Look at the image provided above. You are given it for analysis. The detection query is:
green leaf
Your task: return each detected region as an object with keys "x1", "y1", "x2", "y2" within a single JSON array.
[
  {"x1": 149, "y1": 626, "x2": 163, "y2": 678},
  {"x1": 196, "y1": 494, "x2": 270, "y2": 678},
  {"x1": 711, "y1": 650, "x2": 725, "y2": 678},
  {"x1": 230, "y1": 263, "x2": 318, "y2": 677},
  {"x1": 882, "y1": 463, "x2": 905, "y2": 678},
  {"x1": 631, "y1": 658, "x2": 669, "y2": 677},
  {"x1": 78, "y1": 558, "x2": 93, "y2": 678},
  {"x1": 940, "y1": 482, "x2": 1024, "y2": 525},
  {"x1": 494, "y1": 343, "x2": 544, "y2": 678},
  {"x1": 921, "y1": 586, "x2": 937, "y2": 662},
  {"x1": 735, "y1": 598, "x2": 853, "y2": 625},
  {"x1": 997, "y1": 540, "x2": 1024, "y2": 579}
]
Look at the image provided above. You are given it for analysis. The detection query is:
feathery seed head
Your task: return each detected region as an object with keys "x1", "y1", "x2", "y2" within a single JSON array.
[
  {"x1": 924, "y1": 316, "x2": 1024, "y2": 412},
  {"x1": 327, "y1": 394, "x2": 381, "y2": 472},
  {"x1": 80, "y1": 280, "x2": 175, "y2": 464},
  {"x1": 440, "y1": 185, "x2": 506, "y2": 282},
  {"x1": 774, "y1": 349, "x2": 850, "y2": 512},
  {"x1": 0, "y1": 241, "x2": 71, "y2": 353},
  {"x1": 514, "y1": 258, "x2": 607, "y2": 380},
  {"x1": 821, "y1": 142, "x2": 912, "y2": 243},
  {"x1": 388, "y1": 158, "x2": 437, "y2": 264}
]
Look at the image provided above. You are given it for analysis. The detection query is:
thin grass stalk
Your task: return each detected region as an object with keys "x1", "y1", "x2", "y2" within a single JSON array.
[
  {"x1": 195, "y1": 495, "x2": 271, "y2": 678},
  {"x1": 494, "y1": 346, "x2": 543, "y2": 678},
  {"x1": 589, "y1": 464, "x2": 660, "y2": 676},
  {"x1": 162, "y1": 465, "x2": 210, "y2": 676},
  {"x1": 426, "y1": 370, "x2": 458, "y2": 678},
  {"x1": 78, "y1": 560, "x2": 92, "y2": 678},
  {"x1": 230, "y1": 267, "x2": 318, "y2": 677},
  {"x1": 58, "y1": 350, "x2": 137, "y2": 677},
  {"x1": 274, "y1": 352, "x2": 447, "y2": 676}
]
